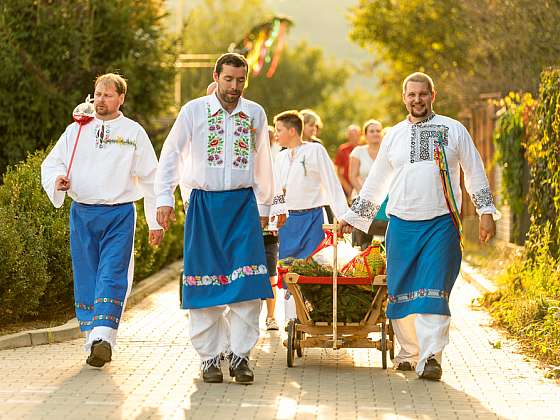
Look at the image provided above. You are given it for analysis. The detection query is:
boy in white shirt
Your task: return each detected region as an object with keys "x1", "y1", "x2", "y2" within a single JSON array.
[{"x1": 273, "y1": 110, "x2": 349, "y2": 260}]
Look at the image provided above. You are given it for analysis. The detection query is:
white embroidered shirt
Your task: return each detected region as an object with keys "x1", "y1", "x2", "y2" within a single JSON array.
[
  {"x1": 41, "y1": 113, "x2": 161, "y2": 230},
  {"x1": 274, "y1": 142, "x2": 349, "y2": 219},
  {"x1": 155, "y1": 93, "x2": 283, "y2": 216},
  {"x1": 342, "y1": 114, "x2": 499, "y2": 233}
]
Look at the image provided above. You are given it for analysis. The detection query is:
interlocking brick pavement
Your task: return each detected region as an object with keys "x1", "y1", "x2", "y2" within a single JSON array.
[{"x1": 1, "y1": 274, "x2": 559, "y2": 419}]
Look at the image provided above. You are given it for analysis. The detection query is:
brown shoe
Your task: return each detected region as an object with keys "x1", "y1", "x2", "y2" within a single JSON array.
[
  {"x1": 201, "y1": 356, "x2": 223, "y2": 383},
  {"x1": 420, "y1": 357, "x2": 442, "y2": 381},
  {"x1": 395, "y1": 361, "x2": 414, "y2": 371},
  {"x1": 86, "y1": 340, "x2": 112, "y2": 368},
  {"x1": 229, "y1": 356, "x2": 254, "y2": 384}
]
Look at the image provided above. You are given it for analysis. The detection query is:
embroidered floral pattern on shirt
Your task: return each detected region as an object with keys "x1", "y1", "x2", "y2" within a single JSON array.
[
  {"x1": 183, "y1": 264, "x2": 268, "y2": 287},
  {"x1": 388, "y1": 288, "x2": 449, "y2": 304},
  {"x1": 94, "y1": 123, "x2": 136, "y2": 149},
  {"x1": 350, "y1": 196, "x2": 380, "y2": 220},
  {"x1": 232, "y1": 112, "x2": 253, "y2": 170},
  {"x1": 410, "y1": 123, "x2": 449, "y2": 163},
  {"x1": 207, "y1": 104, "x2": 225, "y2": 167},
  {"x1": 471, "y1": 186, "x2": 495, "y2": 209},
  {"x1": 102, "y1": 136, "x2": 136, "y2": 149},
  {"x1": 95, "y1": 123, "x2": 111, "y2": 149},
  {"x1": 75, "y1": 302, "x2": 93, "y2": 311},
  {"x1": 95, "y1": 297, "x2": 124, "y2": 307}
]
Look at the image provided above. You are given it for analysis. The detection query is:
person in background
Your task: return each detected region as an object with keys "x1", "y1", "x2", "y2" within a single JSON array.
[
  {"x1": 300, "y1": 109, "x2": 324, "y2": 144},
  {"x1": 334, "y1": 124, "x2": 361, "y2": 200},
  {"x1": 348, "y1": 119, "x2": 389, "y2": 249}
]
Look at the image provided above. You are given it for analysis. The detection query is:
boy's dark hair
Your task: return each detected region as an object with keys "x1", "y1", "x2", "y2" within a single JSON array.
[
  {"x1": 274, "y1": 110, "x2": 304, "y2": 136},
  {"x1": 214, "y1": 53, "x2": 249, "y2": 76}
]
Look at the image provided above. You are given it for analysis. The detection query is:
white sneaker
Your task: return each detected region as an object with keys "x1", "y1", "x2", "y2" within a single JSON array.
[{"x1": 266, "y1": 317, "x2": 279, "y2": 331}]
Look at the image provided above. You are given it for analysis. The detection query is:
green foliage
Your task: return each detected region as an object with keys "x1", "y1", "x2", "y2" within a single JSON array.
[
  {"x1": 526, "y1": 69, "x2": 560, "y2": 259},
  {"x1": 492, "y1": 92, "x2": 535, "y2": 243},
  {"x1": 481, "y1": 224, "x2": 560, "y2": 365},
  {"x1": 481, "y1": 69, "x2": 560, "y2": 366},
  {"x1": 0, "y1": 205, "x2": 50, "y2": 322},
  {"x1": 178, "y1": 0, "x2": 379, "y2": 153},
  {"x1": 0, "y1": 150, "x2": 184, "y2": 326},
  {"x1": 349, "y1": 0, "x2": 560, "y2": 120},
  {"x1": 0, "y1": 0, "x2": 176, "y2": 174}
]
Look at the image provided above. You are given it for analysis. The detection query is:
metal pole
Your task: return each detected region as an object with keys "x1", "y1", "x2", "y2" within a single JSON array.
[{"x1": 332, "y1": 219, "x2": 338, "y2": 349}]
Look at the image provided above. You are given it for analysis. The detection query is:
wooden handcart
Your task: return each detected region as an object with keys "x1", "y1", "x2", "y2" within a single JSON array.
[{"x1": 282, "y1": 223, "x2": 394, "y2": 368}]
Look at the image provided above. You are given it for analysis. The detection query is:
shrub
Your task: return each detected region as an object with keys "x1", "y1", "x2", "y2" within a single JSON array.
[
  {"x1": 0, "y1": 206, "x2": 50, "y2": 322},
  {"x1": 0, "y1": 149, "x2": 184, "y2": 326},
  {"x1": 481, "y1": 68, "x2": 560, "y2": 366}
]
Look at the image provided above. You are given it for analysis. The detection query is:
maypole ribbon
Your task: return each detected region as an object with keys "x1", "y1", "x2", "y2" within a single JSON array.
[
  {"x1": 67, "y1": 95, "x2": 95, "y2": 178},
  {"x1": 434, "y1": 130, "x2": 464, "y2": 250}
]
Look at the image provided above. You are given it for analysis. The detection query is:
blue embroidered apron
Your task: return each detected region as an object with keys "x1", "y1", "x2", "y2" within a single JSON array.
[
  {"x1": 182, "y1": 188, "x2": 273, "y2": 309},
  {"x1": 385, "y1": 214, "x2": 462, "y2": 319},
  {"x1": 278, "y1": 207, "x2": 325, "y2": 260}
]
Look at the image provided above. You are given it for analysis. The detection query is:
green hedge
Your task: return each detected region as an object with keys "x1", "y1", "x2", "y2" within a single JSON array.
[
  {"x1": 0, "y1": 149, "x2": 184, "y2": 325},
  {"x1": 492, "y1": 92, "x2": 535, "y2": 244},
  {"x1": 483, "y1": 68, "x2": 560, "y2": 366}
]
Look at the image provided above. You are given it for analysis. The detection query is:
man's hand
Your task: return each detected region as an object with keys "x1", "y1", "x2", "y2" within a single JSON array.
[
  {"x1": 339, "y1": 219, "x2": 353, "y2": 235},
  {"x1": 157, "y1": 206, "x2": 176, "y2": 231},
  {"x1": 149, "y1": 229, "x2": 164, "y2": 246},
  {"x1": 55, "y1": 175, "x2": 70, "y2": 191},
  {"x1": 276, "y1": 213, "x2": 287, "y2": 229},
  {"x1": 260, "y1": 216, "x2": 269, "y2": 229},
  {"x1": 479, "y1": 214, "x2": 496, "y2": 243}
]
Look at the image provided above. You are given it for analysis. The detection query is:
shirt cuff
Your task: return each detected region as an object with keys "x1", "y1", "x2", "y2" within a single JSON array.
[
  {"x1": 479, "y1": 207, "x2": 501, "y2": 221},
  {"x1": 156, "y1": 195, "x2": 175, "y2": 209},
  {"x1": 341, "y1": 209, "x2": 372, "y2": 234},
  {"x1": 270, "y1": 193, "x2": 287, "y2": 217}
]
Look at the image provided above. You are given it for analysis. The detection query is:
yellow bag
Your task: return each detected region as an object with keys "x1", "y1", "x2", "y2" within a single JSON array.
[{"x1": 341, "y1": 241, "x2": 385, "y2": 279}]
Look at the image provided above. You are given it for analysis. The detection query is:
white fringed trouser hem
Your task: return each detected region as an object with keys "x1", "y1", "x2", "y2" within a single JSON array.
[
  {"x1": 391, "y1": 313, "x2": 450, "y2": 375},
  {"x1": 189, "y1": 299, "x2": 261, "y2": 366},
  {"x1": 85, "y1": 327, "x2": 118, "y2": 352}
]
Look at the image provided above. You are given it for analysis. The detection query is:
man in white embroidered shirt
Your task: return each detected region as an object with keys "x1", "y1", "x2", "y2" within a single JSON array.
[
  {"x1": 155, "y1": 53, "x2": 285, "y2": 384},
  {"x1": 341, "y1": 72, "x2": 498, "y2": 381},
  {"x1": 41, "y1": 73, "x2": 163, "y2": 368}
]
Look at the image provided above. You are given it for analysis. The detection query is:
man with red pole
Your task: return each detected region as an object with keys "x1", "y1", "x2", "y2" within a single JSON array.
[{"x1": 41, "y1": 73, "x2": 163, "y2": 368}]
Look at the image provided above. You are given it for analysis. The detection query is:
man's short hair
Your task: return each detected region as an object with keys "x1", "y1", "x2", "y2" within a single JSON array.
[
  {"x1": 274, "y1": 110, "x2": 304, "y2": 136},
  {"x1": 300, "y1": 109, "x2": 323, "y2": 129},
  {"x1": 95, "y1": 73, "x2": 127, "y2": 96},
  {"x1": 402, "y1": 72, "x2": 435, "y2": 94},
  {"x1": 214, "y1": 53, "x2": 249, "y2": 76},
  {"x1": 363, "y1": 119, "x2": 382, "y2": 135}
]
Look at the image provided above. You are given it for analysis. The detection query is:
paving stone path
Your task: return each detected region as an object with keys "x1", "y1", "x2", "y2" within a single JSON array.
[{"x1": 1, "y1": 275, "x2": 559, "y2": 419}]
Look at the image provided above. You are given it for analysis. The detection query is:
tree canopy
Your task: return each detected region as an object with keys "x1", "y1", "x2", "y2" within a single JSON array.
[
  {"x1": 179, "y1": 0, "x2": 382, "y2": 152},
  {"x1": 0, "y1": 0, "x2": 176, "y2": 174},
  {"x1": 349, "y1": 0, "x2": 560, "y2": 120}
]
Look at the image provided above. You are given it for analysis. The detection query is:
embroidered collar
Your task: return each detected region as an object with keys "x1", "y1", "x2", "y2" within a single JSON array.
[
  {"x1": 408, "y1": 113, "x2": 436, "y2": 125},
  {"x1": 207, "y1": 92, "x2": 248, "y2": 117}
]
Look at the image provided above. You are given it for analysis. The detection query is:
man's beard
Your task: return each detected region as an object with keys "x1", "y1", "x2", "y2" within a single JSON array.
[
  {"x1": 95, "y1": 105, "x2": 109, "y2": 115},
  {"x1": 410, "y1": 104, "x2": 430, "y2": 118},
  {"x1": 218, "y1": 88, "x2": 241, "y2": 103}
]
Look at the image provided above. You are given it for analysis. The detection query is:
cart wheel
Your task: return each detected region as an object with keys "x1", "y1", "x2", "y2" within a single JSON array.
[
  {"x1": 381, "y1": 321, "x2": 387, "y2": 369},
  {"x1": 287, "y1": 320, "x2": 296, "y2": 367},
  {"x1": 388, "y1": 320, "x2": 395, "y2": 360},
  {"x1": 296, "y1": 327, "x2": 304, "y2": 358}
]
